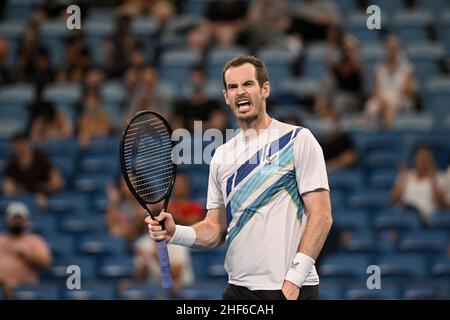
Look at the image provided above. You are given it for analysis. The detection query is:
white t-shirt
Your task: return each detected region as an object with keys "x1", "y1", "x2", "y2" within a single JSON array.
[
  {"x1": 134, "y1": 236, "x2": 195, "y2": 286},
  {"x1": 400, "y1": 170, "x2": 447, "y2": 223},
  {"x1": 207, "y1": 119, "x2": 329, "y2": 290}
]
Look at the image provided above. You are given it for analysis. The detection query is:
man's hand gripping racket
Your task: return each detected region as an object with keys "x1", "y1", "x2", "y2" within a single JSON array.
[{"x1": 120, "y1": 111, "x2": 176, "y2": 289}]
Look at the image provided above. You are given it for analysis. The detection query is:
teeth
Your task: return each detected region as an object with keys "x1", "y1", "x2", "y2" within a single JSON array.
[{"x1": 237, "y1": 100, "x2": 250, "y2": 106}]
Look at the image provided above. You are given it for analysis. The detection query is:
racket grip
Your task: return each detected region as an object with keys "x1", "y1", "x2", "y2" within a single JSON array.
[{"x1": 156, "y1": 240, "x2": 174, "y2": 289}]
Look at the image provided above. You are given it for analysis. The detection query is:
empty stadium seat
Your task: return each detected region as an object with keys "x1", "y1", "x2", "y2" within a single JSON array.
[
  {"x1": 12, "y1": 284, "x2": 60, "y2": 300},
  {"x1": 61, "y1": 283, "x2": 116, "y2": 300},
  {"x1": 431, "y1": 256, "x2": 450, "y2": 279},
  {"x1": 207, "y1": 47, "x2": 248, "y2": 85},
  {"x1": 398, "y1": 230, "x2": 448, "y2": 255},
  {"x1": 429, "y1": 210, "x2": 450, "y2": 230},
  {"x1": 374, "y1": 209, "x2": 422, "y2": 232},
  {"x1": 345, "y1": 284, "x2": 401, "y2": 300},
  {"x1": 348, "y1": 190, "x2": 391, "y2": 210},
  {"x1": 99, "y1": 255, "x2": 134, "y2": 280},
  {"x1": 377, "y1": 254, "x2": 427, "y2": 279},
  {"x1": 319, "y1": 254, "x2": 371, "y2": 280}
]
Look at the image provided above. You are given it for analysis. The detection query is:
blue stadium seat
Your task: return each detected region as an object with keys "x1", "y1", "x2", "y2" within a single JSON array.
[
  {"x1": 348, "y1": 190, "x2": 390, "y2": 210},
  {"x1": 77, "y1": 235, "x2": 126, "y2": 257},
  {"x1": 43, "y1": 83, "x2": 82, "y2": 106},
  {"x1": 44, "y1": 256, "x2": 97, "y2": 281},
  {"x1": 5, "y1": 0, "x2": 35, "y2": 21},
  {"x1": 47, "y1": 192, "x2": 89, "y2": 214},
  {"x1": 258, "y1": 48, "x2": 296, "y2": 94},
  {"x1": 393, "y1": 9, "x2": 433, "y2": 42},
  {"x1": 391, "y1": 112, "x2": 434, "y2": 132},
  {"x1": 398, "y1": 231, "x2": 448, "y2": 255},
  {"x1": 0, "y1": 104, "x2": 29, "y2": 138},
  {"x1": 99, "y1": 255, "x2": 134, "y2": 279},
  {"x1": 377, "y1": 254, "x2": 427, "y2": 279},
  {"x1": 59, "y1": 213, "x2": 108, "y2": 236},
  {"x1": 30, "y1": 214, "x2": 57, "y2": 237},
  {"x1": 39, "y1": 20, "x2": 70, "y2": 67},
  {"x1": 369, "y1": 169, "x2": 396, "y2": 189},
  {"x1": 45, "y1": 234, "x2": 74, "y2": 259},
  {"x1": 0, "y1": 83, "x2": 35, "y2": 105},
  {"x1": 373, "y1": 210, "x2": 422, "y2": 232},
  {"x1": 61, "y1": 283, "x2": 116, "y2": 300},
  {"x1": 79, "y1": 154, "x2": 119, "y2": 175},
  {"x1": 328, "y1": 170, "x2": 363, "y2": 191},
  {"x1": 184, "y1": 0, "x2": 209, "y2": 16},
  {"x1": 345, "y1": 285, "x2": 401, "y2": 300},
  {"x1": 403, "y1": 281, "x2": 442, "y2": 300},
  {"x1": 406, "y1": 43, "x2": 444, "y2": 84},
  {"x1": 278, "y1": 78, "x2": 319, "y2": 104},
  {"x1": 318, "y1": 280, "x2": 345, "y2": 299},
  {"x1": 176, "y1": 283, "x2": 224, "y2": 300},
  {"x1": 51, "y1": 154, "x2": 76, "y2": 183},
  {"x1": 73, "y1": 173, "x2": 113, "y2": 194},
  {"x1": 424, "y1": 76, "x2": 450, "y2": 129},
  {"x1": 117, "y1": 283, "x2": 168, "y2": 300},
  {"x1": 431, "y1": 256, "x2": 450, "y2": 279},
  {"x1": 82, "y1": 136, "x2": 119, "y2": 155},
  {"x1": 319, "y1": 254, "x2": 371, "y2": 280},
  {"x1": 160, "y1": 49, "x2": 201, "y2": 93},
  {"x1": 429, "y1": 210, "x2": 450, "y2": 231},
  {"x1": 342, "y1": 231, "x2": 378, "y2": 254},
  {"x1": 40, "y1": 138, "x2": 78, "y2": 157},
  {"x1": 207, "y1": 47, "x2": 248, "y2": 85},
  {"x1": 12, "y1": 284, "x2": 60, "y2": 300},
  {"x1": 333, "y1": 211, "x2": 371, "y2": 232}
]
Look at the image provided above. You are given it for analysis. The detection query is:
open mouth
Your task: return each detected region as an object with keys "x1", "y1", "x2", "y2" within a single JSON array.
[{"x1": 236, "y1": 98, "x2": 251, "y2": 110}]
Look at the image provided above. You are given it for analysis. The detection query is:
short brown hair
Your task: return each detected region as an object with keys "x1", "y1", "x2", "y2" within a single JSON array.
[{"x1": 222, "y1": 55, "x2": 269, "y2": 90}]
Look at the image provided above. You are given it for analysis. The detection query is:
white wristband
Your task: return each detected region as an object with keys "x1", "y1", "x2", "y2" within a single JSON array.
[
  {"x1": 168, "y1": 225, "x2": 196, "y2": 247},
  {"x1": 285, "y1": 252, "x2": 315, "y2": 288}
]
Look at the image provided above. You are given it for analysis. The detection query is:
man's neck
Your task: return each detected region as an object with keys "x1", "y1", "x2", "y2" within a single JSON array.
[{"x1": 239, "y1": 113, "x2": 273, "y2": 142}]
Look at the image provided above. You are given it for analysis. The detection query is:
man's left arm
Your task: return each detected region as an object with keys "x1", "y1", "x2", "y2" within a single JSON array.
[
  {"x1": 282, "y1": 189, "x2": 332, "y2": 299},
  {"x1": 283, "y1": 129, "x2": 333, "y2": 300}
]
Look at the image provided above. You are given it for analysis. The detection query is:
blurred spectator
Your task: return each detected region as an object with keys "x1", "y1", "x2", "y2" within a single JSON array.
[
  {"x1": 83, "y1": 67, "x2": 106, "y2": 92},
  {"x1": 123, "y1": 66, "x2": 172, "y2": 122},
  {"x1": 117, "y1": 0, "x2": 175, "y2": 23},
  {"x1": 314, "y1": 31, "x2": 364, "y2": 118},
  {"x1": 30, "y1": 101, "x2": 73, "y2": 144},
  {"x1": 106, "y1": 177, "x2": 147, "y2": 247},
  {"x1": 0, "y1": 202, "x2": 52, "y2": 299},
  {"x1": 18, "y1": 21, "x2": 40, "y2": 81},
  {"x1": 291, "y1": 0, "x2": 342, "y2": 42},
  {"x1": 174, "y1": 66, "x2": 227, "y2": 132},
  {"x1": 168, "y1": 174, "x2": 204, "y2": 226},
  {"x1": 240, "y1": 0, "x2": 301, "y2": 53},
  {"x1": 58, "y1": 45, "x2": 92, "y2": 83},
  {"x1": 365, "y1": 35, "x2": 417, "y2": 130},
  {"x1": 0, "y1": 37, "x2": 11, "y2": 84},
  {"x1": 77, "y1": 89, "x2": 111, "y2": 148},
  {"x1": 205, "y1": 0, "x2": 248, "y2": 48},
  {"x1": 31, "y1": 47, "x2": 56, "y2": 100},
  {"x1": 134, "y1": 233, "x2": 194, "y2": 297},
  {"x1": 391, "y1": 146, "x2": 448, "y2": 225},
  {"x1": 3, "y1": 133, "x2": 64, "y2": 210},
  {"x1": 319, "y1": 119, "x2": 357, "y2": 173}
]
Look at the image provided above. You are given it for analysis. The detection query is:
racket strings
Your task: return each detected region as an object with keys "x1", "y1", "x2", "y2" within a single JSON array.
[{"x1": 123, "y1": 113, "x2": 175, "y2": 203}]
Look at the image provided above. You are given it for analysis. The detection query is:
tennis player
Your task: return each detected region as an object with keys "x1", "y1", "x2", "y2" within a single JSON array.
[{"x1": 147, "y1": 55, "x2": 332, "y2": 300}]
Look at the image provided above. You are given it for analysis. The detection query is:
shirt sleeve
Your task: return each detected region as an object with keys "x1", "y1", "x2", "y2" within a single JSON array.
[
  {"x1": 294, "y1": 128, "x2": 330, "y2": 195},
  {"x1": 206, "y1": 148, "x2": 225, "y2": 210}
]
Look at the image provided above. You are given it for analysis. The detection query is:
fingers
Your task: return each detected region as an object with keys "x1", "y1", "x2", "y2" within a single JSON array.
[
  {"x1": 148, "y1": 228, "x2": 168, "y2": 241},
  {"x1": 156, "y1": 211, "x2": 170, "y2": 223}
]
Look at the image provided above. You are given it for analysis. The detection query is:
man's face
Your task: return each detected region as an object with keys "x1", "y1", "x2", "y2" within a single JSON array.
[{"x1": 223, "y1": 63, "x2": 270, "y2": 123}]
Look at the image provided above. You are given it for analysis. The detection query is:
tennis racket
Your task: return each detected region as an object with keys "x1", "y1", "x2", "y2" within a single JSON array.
[{"x1": 120, "y1": 111, "x2": 176, "y2": 289}]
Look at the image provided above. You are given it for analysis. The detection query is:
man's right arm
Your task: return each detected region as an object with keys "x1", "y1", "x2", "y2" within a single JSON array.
[
  {"x1": 191, "y1": 207, "x2": 227, "y2": 249},
  {"x1": 146, "y1": 207, "x2": 227, "y2": 250}
]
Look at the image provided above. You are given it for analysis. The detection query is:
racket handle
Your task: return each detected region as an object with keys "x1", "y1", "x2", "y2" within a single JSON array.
[{"x1": 156, "y1": 240, "x2": 174, "y2": 289}]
